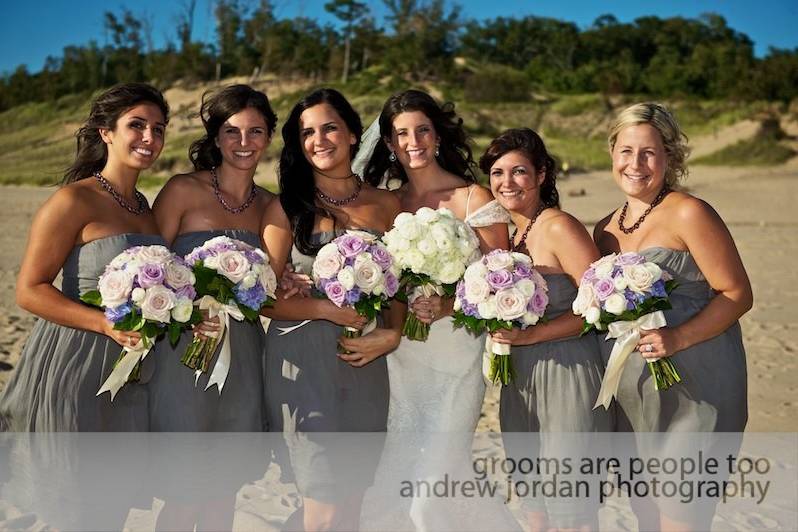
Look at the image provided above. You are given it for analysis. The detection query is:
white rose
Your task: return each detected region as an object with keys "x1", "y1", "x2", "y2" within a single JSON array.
[
  {"x1": 572, "y1": 283, "x2": 598, "y2": 316},
  {"x1": 516, "y1": 279, "x2": 536, "y2": 298},
  {"x1": 438, "y1": 208, "x2": 456, "y2": 220},
  {"x1": 137, "y1": 245, "x2": 173, "y2": 265},
  {"x1": 594, "y1": 259, "x2": 614, "y2": 278},
  {"x1": 259, "y1": 267, "x2": 278, "y2": 297},
  {"x1": 240, "y1": 272, "x2": 258, "y2": 290},
  {"x1": 477, "y1": 297, "x2": 498, "y2": 320},
  {"x1": 165, "y1": 262, "x2": 193, "y2": 289},
  {"x1": 131, "y1": 287, "x2": 146, "y2": 303},
  {"x1": 521, "y1": 312, "x2": 540, "y2": 326},
  {"x1": 98, "y1": 270, "x2": 133, "y2": 308},
  {"x1": 388, "y1": 235, "x2": 411, "y2": 253},
  {"x1": 453, "y1": 297, "x2": 462, "y2": 311},
  {"x1": 316, "y1": 242, "x2": 339, "y2": 258},
  {"x1": 511, "y1": 252, "x2": 533, "y2": 265},
  {"x1": 354, "y1": 259, "x2": 383, "y2": 292},
  {"x1": 109, "y1": 252, "x2": 132, "y2": 270},
  {"x1": 140, "y1": 285, "x2": 176, "y2": 323},
  {"x1": 405, "y1": 249, "x2": 426, "y2": 273},
  {"x1": 417, "y1": 236, "x2": 438, "y2": 256},
  {"x1": 217, "y1": 250, "x2": 250, "y2": 283},
  {"x1": 613, "y1": 275, "x2": 628, "y2": 291},
  {"x1": 604, "y1": 293, "x2": 627, "y2": 315},
  {"x1": 464, "y1": 261, "x2": 489, "y2": 282},
  {"x1": 415, "y1": 207, "x2": 440, "y2": 224},
  {"x1": 623, "y1": 264, "x2": 656, "y2": 293},
  {"x1": 204, "y1": 254, "x2": 220, "y2": 270},
  {"x1": 392, "y1": 212, "x2": 415, "y2": 228},
  {"x1": 397, "y1": 219, "x2": 421, "y2": 240},
  {"x1": 337, "y1": 267, "x2": 356, "y2": 290},
  {"x1": 644, "y1": 262, "x2": 663, "y2": 282},
  {"x1": 464, "y1": 277, "x2": 491, "y2": 304},
  {"x1": 171, "y1": 298, "x2": 194, "y2": 323},
  {"x1": 312, "y1": 251, "x2": 343, "y2": 280},
  {"x1": 585, "y1": 306, "x2": 601, "y2": 325},
  {"x1": 438, "y1": 261, "x2": 465, "y2": 285},
  {"x1": 484, "y1": 251, "x2": 514, "y2": 272},
  {"x1": 372, "y1": 281, "x2": 386, "y2": 296},
  {"x1": 495, "y1": 288, "x2": 527, "y2": 321}
]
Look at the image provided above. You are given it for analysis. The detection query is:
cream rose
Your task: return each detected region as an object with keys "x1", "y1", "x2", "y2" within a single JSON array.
[
  {"x1": 521, "y1": 312, "x2": 540, "y2": 326},
  {"x1": 477, "y1": 297, "x2": 498, "y2": 320},
  {"x1": 217, "y1": 250, "x2": 250, "y2": 283},
  {"x1": 337, "y1": 267, "x2": 356, "y2": 290},
  {"x1": 141, "y1": 285, "x2": 176, "y2": 323},
  {"x1": 171, "y1": 298, "x2": 194, "y2": 323},
  {"x1": 464, "y1": 277, "x2": 491, "y2": 304},
  {"x1": 354, "y1": 259, "x2": 383, "y2": 292},
  {"x1": 604, "y1": 293, "x2": 627, "y2": 315},
  {"x1": 585, "y1": 306, "x2": 601, "y2": 325},
  {"x1": 572, "y1": 283, "x2": 598, "y2": 316},
  {"x1": 515, "y1": 279, "x2": 536, "y2": 298},
  {"x1": 98, "y1": 270, "x2": 133, "y2": 308},
  {"x1": 312, "y1": 251, "x2": 343, "y2": 280},
  {"x1": 484, "y1": 252, "x2": 514, "y2": 272},
  {"x1": 464, "y1": 261, "x2": 489, "y2": 282},
  {"x1": 623, "y1": 264, "x2": 657, "y2": 293},
  {"x1": 495, "y1": 288, "x2": 527, "y2": 321},
  {"x1": 259, "y1": 267, "x2": 278, "y2": 296},
  {"x1": 137, "y1": 245, "x2": 173, "y2": 265},
  {"x1": 165, "y1": 262, "x2": 193, "y2": 289},
  {"x1": 415, "y1": 207, "x2": 440, "y2": 224}
]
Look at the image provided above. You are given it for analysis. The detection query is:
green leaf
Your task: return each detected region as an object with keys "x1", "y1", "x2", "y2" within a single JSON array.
[
  {"x1": 237, "y1": 304, "x2": 259, "y2": 322},
  {"x1": 80, "y1": 290, "x2": 103, "y2": 307},
  {"x1": 168, "y1": 321, "x2": 182, "y2": 346}
]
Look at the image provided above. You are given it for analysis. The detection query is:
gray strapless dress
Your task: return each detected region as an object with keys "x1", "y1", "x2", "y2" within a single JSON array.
[
  {"x1": 265, "y1": 231, "x2": 388, "y2": 502},
  {"x1": 499, "y1": 273, "x2": 613, "y2": 527},
  {"x1": 148, "y1": 229, "x2": 267, "y2": 431},
  {"x1": 0, "y1": 233, "x2": 164, "y2": 432},
  {"x1": 602, "y1": 247, "x2": 748, "y2": 433}
]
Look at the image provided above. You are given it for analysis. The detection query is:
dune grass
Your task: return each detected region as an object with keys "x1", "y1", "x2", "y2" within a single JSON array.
[{"x1": 693, "y1": 136, "x2": 795, "y2": 166}]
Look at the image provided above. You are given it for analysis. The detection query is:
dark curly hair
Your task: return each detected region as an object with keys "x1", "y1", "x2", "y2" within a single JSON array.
[
  {"x1": 61, "y1": 83, "x2": 169, "y2": 185},
  {"x1": 363, "y1": 89, "x2": 477, "y2": 187},
  {"x1": 479, "y1": 128, "x2": 560, "y2": 209},
  {"x1": 189, "y1": 84, "x2": 277, "y2": 171},
  {"x1": 279, "y1": 88, "x2": 362, "y2": 256}
]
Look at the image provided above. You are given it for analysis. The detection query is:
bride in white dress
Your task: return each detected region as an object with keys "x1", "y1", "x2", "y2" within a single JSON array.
[{"x1": 353, "y1": 90, "x2": 513, "y2": 530}]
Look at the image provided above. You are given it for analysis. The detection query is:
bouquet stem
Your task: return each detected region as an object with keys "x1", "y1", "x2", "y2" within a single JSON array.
[
  {"x1": 648, "y1": 358, "x2": 681, "y2": 391},
  {"x1": 403, "y1": 313, "x2": 430, "y2": 341},
  {"x1": 181, "y1": 336, "x2": 219, "y2": 373},
  {"x1": 339, "y1": 326, "x2": 361, "y2": 354},
  {"x1": 488, "y1": 354, "x2": 514, "y2": 386}
]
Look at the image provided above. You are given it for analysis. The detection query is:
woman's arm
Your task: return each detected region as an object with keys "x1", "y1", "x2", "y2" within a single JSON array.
[
  {"x1": 493, "y1": 214, "x2": 599, "y2": 346},
  {"x1": 638, "y1": 197, "x2": 753, "y2": 357},
  {"x1": 15, "y1": 188, "x2": 141, "y2": 345},
  {"x1": 338, "y1": 299, "x2": 407, "y2": 367}
]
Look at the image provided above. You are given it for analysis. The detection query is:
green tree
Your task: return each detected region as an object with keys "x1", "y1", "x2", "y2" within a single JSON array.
[{"x1": 325, "y1": 0, "x2": 368, "y2": 83}]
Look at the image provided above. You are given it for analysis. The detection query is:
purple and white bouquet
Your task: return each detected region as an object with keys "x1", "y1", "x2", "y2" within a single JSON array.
[
  {"x1": 183, "y1": 236, "x2": 277, "y2": 392},
  {"x1": 81, "y1": 245, "x2": 199, "y2": 400},
  {"x1": 572, "y1": 252, "x2": 681, "y2": 408},
  {"x1": 453, "y1": 249, "x2": 548, "y2": 385},
  {"x1": 382, "y1": 207, "x2": 481, "y2": 341},
  {"x1": 312, "y1": 230, "x2": 399, "y2": 344}
]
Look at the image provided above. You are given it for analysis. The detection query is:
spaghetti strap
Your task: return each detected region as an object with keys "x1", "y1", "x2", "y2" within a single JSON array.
[{"x1": 465, "y1": 185, "x2": 476, "y2": 219}]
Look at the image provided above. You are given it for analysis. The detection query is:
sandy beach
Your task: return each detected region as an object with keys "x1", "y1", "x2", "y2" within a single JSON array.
[{"x1": 0, "y1": 164, "x2": 796, "y2": 530}]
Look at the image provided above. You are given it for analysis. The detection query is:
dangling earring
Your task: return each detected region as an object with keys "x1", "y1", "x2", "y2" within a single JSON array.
[
  {"x1": 389, "y1": 152, "x2": 397, "y2": 162},
  {"x1": 435, "y1": 145, "x2": 440, "y2": 157}
]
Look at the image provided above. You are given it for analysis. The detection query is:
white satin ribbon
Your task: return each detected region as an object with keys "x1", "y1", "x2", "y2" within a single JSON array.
[
  {"x1": 277, "y1": 320, "x2": 311, "y2": 335},
  {"x1": 196, "y1": 295, "x2": 245, "y2": 394},
  {"x1": 344, "y1": 318, "x2": 377, "y2": 336},
  {"x1": 408, "y1": 283, "x2": 445, "y2": 314},
  {"x1": 482, "y1": 336, "x2": 511, "y2": 384},
  {"x1": 97, "y1": 336, "x2": 154, "y2": 401},
  {"x1": 594, "y1": 310, "x2": 668, "y2": 410}
]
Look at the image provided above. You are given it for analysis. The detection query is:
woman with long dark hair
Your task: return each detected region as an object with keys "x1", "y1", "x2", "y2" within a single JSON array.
[
  {"x1": 0, "y1": 82, "x2": 169, "y2": 432},
  {"x1": 147, "y1": 84, "x2": 276, "y2": 531},
  {"x1": 483, "y1": 128, "x2": 612, "y2": 532},
  {"x1": 0, "y1": 83, "x2": 168, "y2": 530},
  {"x1": 261, "y1": 88, "x2": 402, "y2": 531}
]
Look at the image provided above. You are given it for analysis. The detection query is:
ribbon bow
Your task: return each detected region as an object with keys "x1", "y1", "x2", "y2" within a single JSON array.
[
  {"x1": 594, "y1": 310, "x2": 667, "y2": 410},
  {"x1": 97, "y1": 336, "x2": 154, "y2": 401},
  {"x1": 197, "y1": 295, "x2": 245, "y2": 393}
]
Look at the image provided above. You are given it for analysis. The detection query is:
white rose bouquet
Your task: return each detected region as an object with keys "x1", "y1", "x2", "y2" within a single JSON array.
[
  {"x1": 573, "y1": 252, "x2": 681, "y2": 408},
  {"x1": 80, "y1": 245, "x2": 200, "y2": 400},
  {"x1": 381, "y1": 207, "x2": 480, "y2": 341},
  {"x1": 311, "y1": 231, "x2": 399, "y2": 348},
  {"x1": 183, "y1": 236, "x2": 277, "y2": 392},
  {"x1": 453, "y1": 250, "x2": 549, "y2": 385}
]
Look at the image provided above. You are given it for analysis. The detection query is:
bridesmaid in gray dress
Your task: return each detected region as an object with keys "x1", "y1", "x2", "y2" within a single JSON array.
[
  {"x1": 0, "y1": 83, "x2": 169, "y2": 529},
  {"x1": 483, "y1": 129, "x2": 613, "y2": 532},
  {"x1": 594, "y1": 103, "x2": 752, "y2": 531},
  {"x1": 261, "y1": 88, "x2": 402, "y2": 531},
  {"x1": 147, "y1": 85, "x2": 277, "y2": 531}
]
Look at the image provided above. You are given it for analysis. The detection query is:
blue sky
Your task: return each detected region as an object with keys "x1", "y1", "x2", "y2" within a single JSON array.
[{"x1": 2, "y1": 0, "x2": 796, "y2": 75}]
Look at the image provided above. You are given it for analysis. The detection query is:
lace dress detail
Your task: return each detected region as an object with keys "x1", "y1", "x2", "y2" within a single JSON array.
[{"x1": 464, "y1": 198, "x2": 511, "y2": 227}]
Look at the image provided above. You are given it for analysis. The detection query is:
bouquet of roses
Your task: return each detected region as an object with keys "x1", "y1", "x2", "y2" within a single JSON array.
[
  {"x1": 81, "y1": 245, "x2": 200, "y2": 400},
  {"x1": 572, "y1": 252, "x2": 680, "y2": 408},
  {"x1": 453, "y1": 250, "x2": 548, "y2": 385},
  {"x1": 382, "y1": 207, "x2": 480, "y2": 341},
  {"x1": 312, "y1": 230, "x2": 399, "y2": 347},
  {"x1": 183, "y1": 236, "x2": 277, "y2": 392}
]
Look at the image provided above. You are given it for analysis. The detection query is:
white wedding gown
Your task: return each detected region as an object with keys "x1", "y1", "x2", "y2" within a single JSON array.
[{"x1": 363, "y1": 194, "x2": 518, "y2": 531}]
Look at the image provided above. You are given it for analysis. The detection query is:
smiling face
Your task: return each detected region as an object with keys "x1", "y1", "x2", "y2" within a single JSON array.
[
  {"x1": 387, "y1": 111, "x2": 439, "y2": 171},
  {"x1": 488, "y1": 150, "x2": 545, "y2": 214},
  {"x1": 100, "y1": 103, "x2": 166, "y2": 170},
  {"x1": 611, "y1": 123, "x2": 668, "y2": 200},
  {"x1": 299, "y1": 103, "x2": 356, "y2": 175},
  {"x1": 215, "y1": 107, "x2": 270, "y2": 172}
]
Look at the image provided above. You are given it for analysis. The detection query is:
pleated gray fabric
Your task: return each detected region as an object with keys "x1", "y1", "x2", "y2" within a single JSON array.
[
  {"x1": 499, "y1": 273, "x2": 613, "y2": 527},
  {"x1": 0, "y1": 233, "x2": 164, "y2": 432},
  {"x1": 148, "y1": 229, "x2": 267, "y2": 432},
  {"x1": 265, "y1": 231, "x2": 388, "y2": 502}
]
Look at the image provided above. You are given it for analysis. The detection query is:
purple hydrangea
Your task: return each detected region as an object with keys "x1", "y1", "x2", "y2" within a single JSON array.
[
  {"x1": 345, "y1": 286, "x2": 363, "y2": 305},
  {"x1": 235, "y1": 283, "x2": 267, "y2": 311},
  {"x1": 650, "y1": 280, "x2": 667, "y2": 298}
]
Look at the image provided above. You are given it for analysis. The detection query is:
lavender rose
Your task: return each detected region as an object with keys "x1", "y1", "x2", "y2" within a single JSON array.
[
  {"x1": 324, "y1": 280, "x2": 347, "y2": 307},
  {"x1": 487, "y1": 269, "x2": 514, "y2": 290}
]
